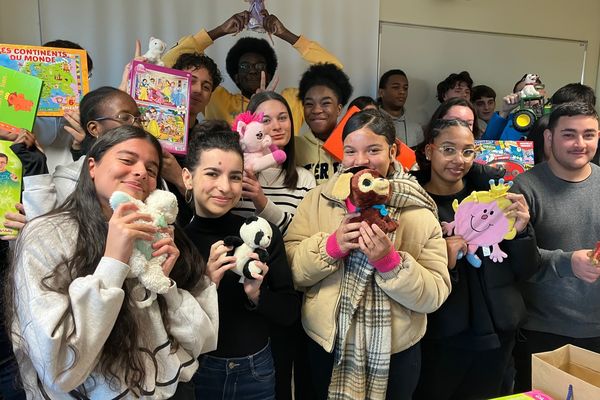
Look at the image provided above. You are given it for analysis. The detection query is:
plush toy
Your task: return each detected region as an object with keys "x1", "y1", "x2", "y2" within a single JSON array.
[
  {"x1": 232, "y1": 111, "x2": 286, "y2": 173},
  {"x1": 519, "y1": 73, "x2": 541, "y2": 98},
  {"x1": 223, "y1": 216, "x2": 272, "y2": 282},
  {"x1": 109, "y1": 189, "x2": 178, "y2": 300},
  {"x1": 442, "y1": 179, "x2": 517, "y2": 268},
  {"x1": 590, "y1": 241, "x2": 600, "y2": 266},
  {"x1": 331, "y1": 166, "x2": 398, "y2": 234},
  {"x1": 143, "y1": 37, "x2": 167, "y2": 66}
]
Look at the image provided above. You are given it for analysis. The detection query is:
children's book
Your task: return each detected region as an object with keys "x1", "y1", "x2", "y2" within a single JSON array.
[
  {"x1": 0, "y1": 140, "x2": 22, "y2": 236},
  {"x1": 474, "y1": 140, "x2": 534, "y2": 181},
  {"x1": 128, "y1": 61, "x2": 192, "y2": 155},
  {"x1": 0, "y1": 66, "x2": 43, "y2": 133},
  {"x1": 0, "y1": 43, "x2": 89, "y2": 116},
  {"x1": 322, "y1": 106, "x2": 417, "y2": 171}
]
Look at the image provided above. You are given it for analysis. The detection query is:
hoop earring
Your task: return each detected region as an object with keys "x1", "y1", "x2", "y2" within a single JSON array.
[{"x1": 184, "y1": 188, "x2": 193, "y2": 204}]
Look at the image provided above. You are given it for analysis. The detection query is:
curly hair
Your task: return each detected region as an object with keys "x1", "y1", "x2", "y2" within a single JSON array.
[
  {"x1": 172, "y1": 52, "x2": 223, "y2": 91},
  {"x1": 436, "y1": 71, "x2": 473, "y2": 103},
  {"x1": 298, "y1": 63, "x2": 353, "y2": 106},
  {"x1": 225, "y1": 37, "x2": 277, "y2": 80}
]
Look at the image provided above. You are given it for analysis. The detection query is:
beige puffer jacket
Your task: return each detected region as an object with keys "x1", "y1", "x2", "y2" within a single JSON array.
[{"x1": 284, "y1": 169, "x2": 451, "y2": 354}]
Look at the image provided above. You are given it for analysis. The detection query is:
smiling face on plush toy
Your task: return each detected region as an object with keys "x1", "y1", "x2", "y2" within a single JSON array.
[
  {"x1": 350, "y1": 168, "x2": 391, "y2": 208},
  {"x1": 452, "y1": 181, "x2": 517, "y2": 245},
  {"x1": 456, "y1": 200, "x2": 509, "y2": 244}
]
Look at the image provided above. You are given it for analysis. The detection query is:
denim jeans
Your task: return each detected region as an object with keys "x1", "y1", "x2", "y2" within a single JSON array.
[
  {"x1": 193, "y1": 342, "x2": 276, "y2": 400},
  {"x1": 0, "y1": 356, "x2": 25, "y2": 400}
]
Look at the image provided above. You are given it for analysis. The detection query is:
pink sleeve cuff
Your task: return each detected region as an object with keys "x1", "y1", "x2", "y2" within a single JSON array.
[
  {"x1": 371, "y1": 249, "x2": 402, "y2": 273},
  {"x1": 326, "y1": 232, "x2": 349, "y2": 259}
]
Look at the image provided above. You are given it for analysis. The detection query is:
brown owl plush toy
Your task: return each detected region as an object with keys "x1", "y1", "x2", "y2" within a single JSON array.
[{"x1": 332, "y1": 166, "x2": 399, "y2": 234}]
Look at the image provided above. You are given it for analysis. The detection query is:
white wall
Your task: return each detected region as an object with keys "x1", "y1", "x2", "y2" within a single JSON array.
[
  {"x1": 380, "y1": 0, "x2": 600, "y2": 111},
  {"x1": 1, "y1": 0, "x2": 598, "y2": 119},
  {"x1": 0, "y1": 0, "x2": 380, "y2": 122}
]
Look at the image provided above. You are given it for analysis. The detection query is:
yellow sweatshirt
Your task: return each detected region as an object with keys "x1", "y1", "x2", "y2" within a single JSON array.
[
  {"x1": 162, "y1": 30, "x2": 342, "y2": 135},
  {"x1": 295, "y1": 130, "x2": 340, "y2": 185}
]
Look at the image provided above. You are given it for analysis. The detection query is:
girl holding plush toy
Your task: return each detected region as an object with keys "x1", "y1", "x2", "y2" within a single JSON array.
[
  {"x1": 285, "y1": 108, "x2": 451, "y2": 400},
  {"x1": 232, "y1": 91, "x2": 317, "y2": 400},
  {"x1": 411, "y1": 111, "x2": 539, "y2": 399},
  {"x1": 182, "y1": 122, "x2": 299, "y2": 400},
  {"x1": 5, "y1": 126, "x2": 219, "y2": 399}
]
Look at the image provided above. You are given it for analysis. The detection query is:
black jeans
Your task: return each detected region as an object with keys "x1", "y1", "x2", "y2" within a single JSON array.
[
  {"x1": 513, "y1": 329, "x2": 600, "y2": 393},
  {"x1": 306, "y1": 337, "x2": 421, "y2": 400},
  {"x1": 414, "y1": 335, "x2": 515, "y2": 400}
]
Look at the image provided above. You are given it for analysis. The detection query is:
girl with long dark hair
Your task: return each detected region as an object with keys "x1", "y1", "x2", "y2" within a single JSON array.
[{"x1": 5, "y1": 126, "x2": 218, "y2": 399}]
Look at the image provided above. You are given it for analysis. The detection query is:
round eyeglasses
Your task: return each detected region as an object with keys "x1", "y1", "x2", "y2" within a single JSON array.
[
  {"x1": 430, "y1": 144, "x2": 477, "y2": 161},
  {"x1": 94, "y1": 112, "x2": 145, "y2": 126}
]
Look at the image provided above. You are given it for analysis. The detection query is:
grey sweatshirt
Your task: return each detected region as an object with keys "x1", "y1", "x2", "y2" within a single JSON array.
[{"x1": 511, "y1": 162, "x2": 600, "y2": 337}]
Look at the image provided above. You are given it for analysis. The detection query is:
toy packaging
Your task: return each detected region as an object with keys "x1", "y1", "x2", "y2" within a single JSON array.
[
  {"x1": 474, "y1": 140, "x2": 534, "y2": 181},
  {"x1": 0, "y1": 140, "x2": 22, "y2": 236},
  {"x1": 128, "y1": 60, "x2": 191, "y2": 155},
  {"x1": 0, "y1": 43, "x2": 89, "y2": 116},
  {"x1": 0, "y1": 66, "x2": 43, "y2": 133},
  {"x1": 489, "y1": 390, "x2": 554, "y2": 399},
  {"x1": 246, "y1": 0, "x2": 266, "y2": 32},
  {"x1": 443, "y1": 179, "x2": 517, "y2": 268}
]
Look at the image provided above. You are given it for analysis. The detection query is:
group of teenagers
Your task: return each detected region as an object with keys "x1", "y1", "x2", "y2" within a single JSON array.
[{"x1": 1, "y1": 9, "x2": 600, "y2": 400}]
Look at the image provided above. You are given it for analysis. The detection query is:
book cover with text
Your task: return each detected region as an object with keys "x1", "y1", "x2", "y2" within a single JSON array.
[
  {"x1": 0, "y1": 43, "x2": 89, "y2": 116},
  {"x1": 0, "y1": 140, "x2": 22, "y2": 236}
]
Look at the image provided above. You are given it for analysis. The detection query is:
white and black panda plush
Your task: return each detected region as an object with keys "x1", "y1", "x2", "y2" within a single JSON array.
[{"x1": 223, "y1": 216, "x2": 272, "y2": 281}]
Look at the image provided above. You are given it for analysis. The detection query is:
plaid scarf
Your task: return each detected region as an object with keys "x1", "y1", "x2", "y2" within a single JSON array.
[
  {"x1": 327, "y1": 170, "x2": 437, "y2": 399},
  {"x1": 328, "y1": 249, "x2": 393, "y2": 400}
]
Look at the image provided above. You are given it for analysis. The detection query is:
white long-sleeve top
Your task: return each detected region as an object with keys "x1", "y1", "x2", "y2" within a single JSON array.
[{"x1": 11, "y1": 214, "x2": 218, "y2": 399}]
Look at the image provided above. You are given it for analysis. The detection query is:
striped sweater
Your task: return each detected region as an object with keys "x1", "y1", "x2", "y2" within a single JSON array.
[{"x1": 233, "y1": 167, "x2": 316, "y2": 235}]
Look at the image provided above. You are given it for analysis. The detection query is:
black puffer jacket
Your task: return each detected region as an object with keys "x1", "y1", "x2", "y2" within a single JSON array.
[{"x1": 411, "y1": 164, "x2": 541, "y2": 349}]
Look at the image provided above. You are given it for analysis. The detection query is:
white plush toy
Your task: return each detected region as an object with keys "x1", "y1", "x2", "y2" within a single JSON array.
[
  {"x1": 519, "y1": 73, "x2": 541, "y2": 98},
  {"x1": 143, "y1": 36, "x2": 167, "y2": 66},
  {"x1": 223, "y1": 216, "x2": 272, "y2": 282},
  {"x1": 109, "y1": 189, "x2": 178, "y2": 300}
]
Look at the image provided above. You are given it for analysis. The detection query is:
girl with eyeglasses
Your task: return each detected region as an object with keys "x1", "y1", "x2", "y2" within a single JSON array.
[
  {"x1": 22, "y1": 87, "x2": 192, "y2": 226},
  {"x1": 23, "y1": 87, "x2": 143, "y2": 218},
  {"x1": 411, "y1": 114, "x2": 540, "y2": 400}
]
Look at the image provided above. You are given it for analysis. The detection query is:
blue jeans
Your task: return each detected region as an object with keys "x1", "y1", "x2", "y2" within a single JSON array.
[
  {"x1": 193, "y1": 342, "x2": 275, "y2": 400},
  {"x1": 0, "y1": 356, "x2": 25, "y2": 400}
]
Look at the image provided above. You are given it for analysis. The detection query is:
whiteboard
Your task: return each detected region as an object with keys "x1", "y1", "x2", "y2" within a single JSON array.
[{"x1": 378, "y1": 22, "x2": 588, "y2": 127}]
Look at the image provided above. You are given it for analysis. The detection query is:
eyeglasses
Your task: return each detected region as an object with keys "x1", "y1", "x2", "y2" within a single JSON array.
[
  {"x1": 94, "y1": 112, "x2": 145, "y2": 126},
  {"x1": 238, "y1": 62, "x2": 267, "y2": 73},
  {"x1": 430, "y1": 143, "x2": 477, "y2": 161}
]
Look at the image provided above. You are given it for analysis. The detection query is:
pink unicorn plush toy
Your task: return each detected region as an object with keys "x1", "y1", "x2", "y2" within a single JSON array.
[{"x1": 232, "y1": 111, "x2": 287, "y2": 173}]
